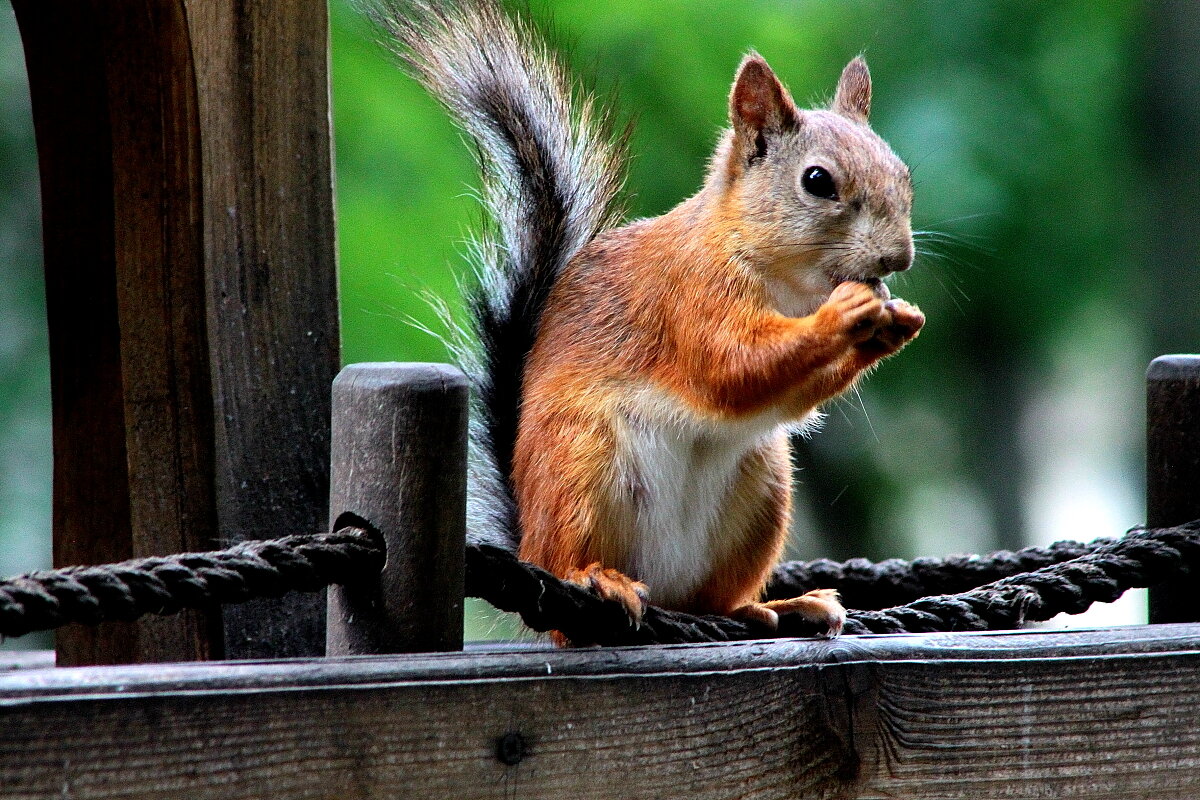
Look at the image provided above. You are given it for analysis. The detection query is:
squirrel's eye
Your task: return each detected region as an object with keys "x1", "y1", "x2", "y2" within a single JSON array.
[{"x1": 801, "y1": 166, "x2": 838, "y2": 200}]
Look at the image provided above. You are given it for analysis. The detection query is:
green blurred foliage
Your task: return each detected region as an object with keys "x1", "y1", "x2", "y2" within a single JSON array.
[{"x1": 0, "y1": 0, "x2": 1189, "y2": 645}]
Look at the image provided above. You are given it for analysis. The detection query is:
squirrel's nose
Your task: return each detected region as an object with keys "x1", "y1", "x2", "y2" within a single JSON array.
[{"x1": 879, "y1": 251, "x2": 912, "y2": 274}]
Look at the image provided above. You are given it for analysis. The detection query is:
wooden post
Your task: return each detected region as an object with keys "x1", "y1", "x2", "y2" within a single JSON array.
[
  {"x1": 190, "y1": 0, "x2": 340, "y2": 662},
  {"x1": 1147, "y1": 355, "x2": 1200, "y2": 624},
  {"x1": 12, "y1": 0, "x2": 339, "y2": 665},
  {"x1": 327, "y1": 364, "x2": 467, "y2": 655}
]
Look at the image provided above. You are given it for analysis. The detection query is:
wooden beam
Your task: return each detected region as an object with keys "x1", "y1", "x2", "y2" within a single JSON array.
[
  {"x1": 1147, "y1": 355, "x2": 1200, "y2": 623},
  {"x1": 327, "y1": 364, "x2": 468, "y2": 655},
  {"x1": 11, "y1": 0, "x2": 338, "y2": 664},
  {"x1": 2, "y1": 626, "x2": 1200, "y2": 798},
  {"x1": 13, "y1": 0, "x2": 219, "y2": 666},
  {"x1": 188, "y1": 0, "x2": 340, "y2": 660}
]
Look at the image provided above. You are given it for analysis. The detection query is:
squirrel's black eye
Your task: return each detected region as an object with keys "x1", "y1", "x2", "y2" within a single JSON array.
[{"x1": 801, "y1": 166, "x2": 838, "y2": 200}]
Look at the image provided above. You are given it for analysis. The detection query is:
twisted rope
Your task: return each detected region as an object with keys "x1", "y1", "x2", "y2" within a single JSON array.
[
  {"x1": 0, "y1": 529, "x2": 383, "y2": 638},
  {"x1": 465, "y1": 543, "x2": 762, "y2": 645},
  {"x1": 2, "y1": 521, "x2": 1198, "y2": 644},
  {"x1": 840, "y1": 523, "x2": 1200, "y2": 635},
  {"x1": 466, "y1": 522, "x2": 1200, "y2": 644},
  {"x1": 766, "y1": 538, "x2": 1107, "y2": 610}
]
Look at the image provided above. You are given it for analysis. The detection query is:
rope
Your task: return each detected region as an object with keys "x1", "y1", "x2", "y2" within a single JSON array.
[
  {"x1": 465, "y1": 543, "x2": 762, "y2": 645},
  {"x1": 840, "y1": 522, "x2": 1200, "y2": 635},
  {"x1": 766, "y1": 538, "x2": 1107, "y2": 610},
  {"x1": 0, "y1": 529, "x2": 383, "y2": 638},
  {"x1": 466, "y1": 522, "x2": 1200, "y2": 645},
  {"x1": 2, "y1": 521, "x2": 1198, "y2": 644}
]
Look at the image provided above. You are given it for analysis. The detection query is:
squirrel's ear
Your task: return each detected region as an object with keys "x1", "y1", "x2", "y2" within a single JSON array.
[
  {"x1": 832, "y1": 57, "x2": 871, "y2": 122},
  {"x1": 729, "y1": 53, "x2": 799, "y2": 166}
]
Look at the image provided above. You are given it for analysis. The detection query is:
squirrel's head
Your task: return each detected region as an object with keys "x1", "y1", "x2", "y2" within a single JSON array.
[{"x1": 710, "y1": 54, "x2": 913, "y2": 311}]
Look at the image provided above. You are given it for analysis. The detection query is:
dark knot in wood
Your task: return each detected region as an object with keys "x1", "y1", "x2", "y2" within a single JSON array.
[{"x1": 495, "y1": 731, "x2": 528, "y2": 765}]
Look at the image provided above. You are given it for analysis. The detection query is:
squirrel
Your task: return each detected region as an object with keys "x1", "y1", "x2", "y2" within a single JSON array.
[{"x1": 369, "y1": 0, "x2": 924, "y2": 640}]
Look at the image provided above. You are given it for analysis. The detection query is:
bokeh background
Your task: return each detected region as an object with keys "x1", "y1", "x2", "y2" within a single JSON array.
[{"x1": 2, "y1": 0, "x2": 1197, "y2": 645}]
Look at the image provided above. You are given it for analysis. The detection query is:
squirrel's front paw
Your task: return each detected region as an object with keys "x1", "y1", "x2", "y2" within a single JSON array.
[
  {"x1": 819, "y1": 281, "x2": 888, "y2": 344},
  {"x1": 861, "y1": 298, "x2": 925, "y2": 355},
  {"x1": 565, "y1": 563, "x2": 650, "y2": 628}
]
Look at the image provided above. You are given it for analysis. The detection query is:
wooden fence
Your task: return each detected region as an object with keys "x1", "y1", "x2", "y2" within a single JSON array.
[{"x1": 3, "y1": 2, "x2": 1200, "y2": 798}]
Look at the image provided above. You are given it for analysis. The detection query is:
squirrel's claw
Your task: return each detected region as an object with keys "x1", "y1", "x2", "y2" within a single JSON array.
[{"x1": 565, "y1": 563, "x2": 650, "y2": 628}]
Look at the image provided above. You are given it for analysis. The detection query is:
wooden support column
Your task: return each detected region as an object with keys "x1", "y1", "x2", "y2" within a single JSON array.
[
  {"x1": 188, "y1": 0, "x2": 340, "y2": 661},
  {"x1": 327, "y1": 364, "x2": 467, "y2": 655},
  {"x1": 12, "y1": 0, "x2": 339, "y2": 665},
  {"x1": 1147, "y1": 355, "x2": 1200, "y2": 624}
]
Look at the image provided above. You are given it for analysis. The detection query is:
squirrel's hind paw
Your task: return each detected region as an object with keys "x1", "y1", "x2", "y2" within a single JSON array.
[
  {"x1": 734, "y1": 589, "x2": 846, "y2": 638},
  {"x1": 565, "y1": 563, "x2": 650, "y2": 628}
]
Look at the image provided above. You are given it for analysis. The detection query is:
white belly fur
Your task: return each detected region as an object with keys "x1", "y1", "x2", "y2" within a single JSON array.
[{"x1": 611, "y1": 387, "x2": 820, "y2": 607}]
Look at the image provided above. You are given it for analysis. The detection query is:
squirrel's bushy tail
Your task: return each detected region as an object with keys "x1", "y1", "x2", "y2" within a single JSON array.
[{"x1": 366, "y1": 0, "x2": 629, "y2": 547}]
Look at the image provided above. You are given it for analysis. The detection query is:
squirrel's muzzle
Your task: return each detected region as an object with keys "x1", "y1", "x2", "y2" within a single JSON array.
[{"x1": 878, "y1": 250, "x2": 913, "y2": 274}]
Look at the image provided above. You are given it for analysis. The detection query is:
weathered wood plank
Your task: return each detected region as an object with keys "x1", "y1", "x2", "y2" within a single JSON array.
[
  {"x1": 327, "y1": 364, "x2": 468, "y2": 655},
  {"x1": 2, "y1": 626, "x2": 1199, "y2": 799},
  {"x1": 1147, "y1": 355, "x2": 1200, "y2": 623}
]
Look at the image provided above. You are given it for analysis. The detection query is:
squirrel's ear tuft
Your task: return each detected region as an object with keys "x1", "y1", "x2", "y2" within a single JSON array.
[
  {"x1": 832, "y1": 57, "x2": 871, "y2": 123},
  {"x1": 729, "y1": 53, "x2": 799, "y2": 166}
]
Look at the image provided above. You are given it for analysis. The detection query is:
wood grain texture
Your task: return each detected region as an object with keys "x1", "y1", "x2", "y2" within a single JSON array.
[
  {"x1": 2, "y1": 626, "x2": 1200, "y2": 799},
  {"x1": 327, "y1": 364, "x2": 468, "y2": 655},
  {"x1": 13, "y1": 0, "x2": 219, "y2": 665},
  {"x1": 1147, "y1": 355, "x2": 1200, "y2": 623},
  {"x1": 188, "y1": 0, "x2": 340, "y2": 660},
  {"x1": 12, "y1": 0, "x2": 339, "y2": 663},
  {"x1": 105, "y1": 0, "x2": 221, "y2": 665}
]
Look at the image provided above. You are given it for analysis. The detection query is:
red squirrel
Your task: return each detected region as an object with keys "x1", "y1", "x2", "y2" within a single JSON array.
[{"x1": 372, "y1": 0, "x2": 923, "y2": 640}]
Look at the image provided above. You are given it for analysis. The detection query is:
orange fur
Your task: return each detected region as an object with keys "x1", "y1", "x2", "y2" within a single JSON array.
[{"x1": 514, "y1": 56, "x2": 922, "y2": 639}]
